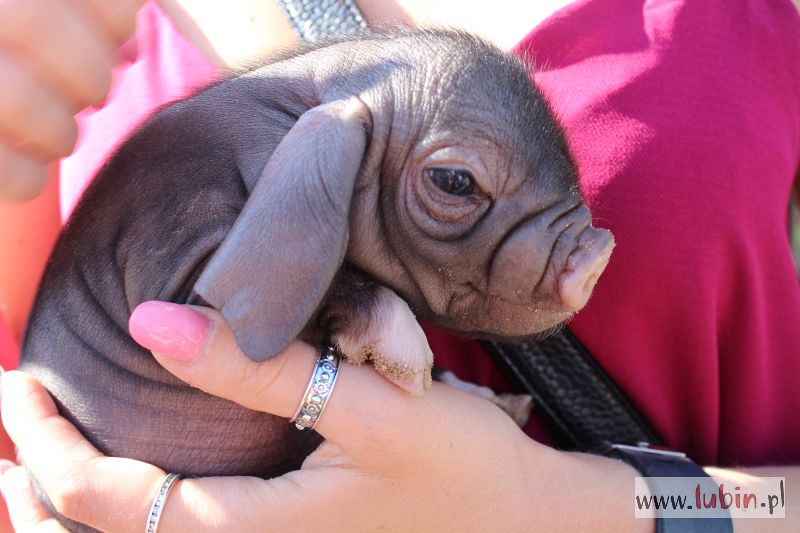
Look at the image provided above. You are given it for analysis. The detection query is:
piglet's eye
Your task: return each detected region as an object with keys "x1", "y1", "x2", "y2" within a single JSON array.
[{"x1": 426, "y1": 168, "x2": 475, "y2": 196}]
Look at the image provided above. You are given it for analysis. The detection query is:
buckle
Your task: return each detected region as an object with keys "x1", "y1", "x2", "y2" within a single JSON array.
[{"x1": 599, "y1": 441, "x2": 688, "y2": 459}]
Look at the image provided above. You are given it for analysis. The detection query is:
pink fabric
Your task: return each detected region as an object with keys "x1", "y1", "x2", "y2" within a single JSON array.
[
  {"x1": 437, "y1": 0, "x2": 800, "y2": 466},
  {"x1": 61, "y1": 0, "x2": 800, "y2": 467},
  {"x1": 60, "y1": 2, "x2": 218, "y2": 219}
]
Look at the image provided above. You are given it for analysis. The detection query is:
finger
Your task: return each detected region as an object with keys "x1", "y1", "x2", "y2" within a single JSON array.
[
  {"x1": 77, "y1": 0, "x2": 144, "y2": 44},
  {"x1": 0, "y1": 463, "x2": 68, "y2": 532},
  {"x1": 0, "y1": 53, "x2": 78, "y2": 159},
  {"x1": 0, "y1": 0, "x2": 114, "y2": 107},
  {"x1": 129, "y1": 301, "x2": 319, "y2": 420},
  {"x1": 130, "y1": 302, "x2": 453, "y2": 454},
  {"x1": 1, "y1": 371, "x2": 167, "y2": 532},
  {"x1": 0, "y1": 144, "x2": 48, "y2": 200}
]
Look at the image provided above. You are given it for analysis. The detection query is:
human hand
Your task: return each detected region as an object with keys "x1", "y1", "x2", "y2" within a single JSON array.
[
  {"x1": 0, "y1": 0, "x2": 143, "y2": 200},
  {"x1": 1, "y1": 302, "x2": 645, "y2": 532}
]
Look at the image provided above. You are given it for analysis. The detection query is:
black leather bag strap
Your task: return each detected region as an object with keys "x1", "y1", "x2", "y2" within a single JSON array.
[{"x1": 482, "y1": 328, "x2": 661, "y2": 451}]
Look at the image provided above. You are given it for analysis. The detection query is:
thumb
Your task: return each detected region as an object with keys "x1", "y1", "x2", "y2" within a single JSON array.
[{"x1": 0, "y1": 462, "x2": 68, "y2": 531}]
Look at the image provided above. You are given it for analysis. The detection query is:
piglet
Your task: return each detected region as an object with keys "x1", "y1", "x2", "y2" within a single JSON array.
[{"x1": 21, "y1": 29, "x2": 613, "y2": 487}]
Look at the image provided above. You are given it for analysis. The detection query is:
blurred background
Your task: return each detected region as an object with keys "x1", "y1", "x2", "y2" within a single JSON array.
[{"x1": 793, "y1": 201, "x2": 800, "y2": 273}]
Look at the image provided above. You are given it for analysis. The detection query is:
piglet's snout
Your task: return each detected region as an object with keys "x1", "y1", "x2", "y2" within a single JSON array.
[
  {"x1": 557, "y1": 226, "x2": 614, "y2": 311},
  {"x1": 488, "y1": 211, "x2": 614, "y2": 314}
]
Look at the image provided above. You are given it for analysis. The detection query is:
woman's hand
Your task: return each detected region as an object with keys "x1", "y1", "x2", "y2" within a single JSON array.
[
  {"x1": 0, "y1": 0, "x2": 142, "y2": 200},
  {"x1": 1, "y1": 302, "x2": 646, "y2": 532}
]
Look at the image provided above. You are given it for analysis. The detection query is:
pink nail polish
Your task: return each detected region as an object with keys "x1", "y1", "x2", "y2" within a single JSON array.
[{"x1": 129, "y1": 301, "x2": 209, "y2": 360}]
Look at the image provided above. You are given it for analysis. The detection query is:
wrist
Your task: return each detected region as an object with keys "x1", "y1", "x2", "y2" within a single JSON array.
[
  {"x1": 514, "y1": 441, "x2": 654, "y2": 533},
  {"x1": 568, "y1": 451, "x2": 656, "y2": 533}
]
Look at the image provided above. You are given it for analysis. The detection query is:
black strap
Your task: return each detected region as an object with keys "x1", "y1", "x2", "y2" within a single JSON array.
[
  {"x1": 484, "y1": 331, "x2": 734, "y2": 532},
  {"x1": 604, "y1": 444, "x2": 734, "y2": 533},
  {"x1": 482, "y1": 328, "x2": 661, "y2": 451}
]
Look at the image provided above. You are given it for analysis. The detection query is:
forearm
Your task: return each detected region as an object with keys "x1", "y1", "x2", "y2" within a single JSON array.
[{"x1": 520, "y1": 442, "x2": 799, "y2": 533}]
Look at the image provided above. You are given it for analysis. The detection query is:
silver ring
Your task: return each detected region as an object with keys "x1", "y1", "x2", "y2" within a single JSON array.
[
  {"x1": 290, "y1": 345, "x2": 341, "y2": 430},
  {"x1": 145, "y1": 473, "x2": 181, "y2": 533}
]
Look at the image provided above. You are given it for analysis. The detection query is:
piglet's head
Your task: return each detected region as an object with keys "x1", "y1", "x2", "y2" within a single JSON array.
[
  {"x1": 347, "y1": 32, "x2": 615, "y2": 339},
  {"x1": 196, "y1": 30, "x2": 613, "y2": 362}
]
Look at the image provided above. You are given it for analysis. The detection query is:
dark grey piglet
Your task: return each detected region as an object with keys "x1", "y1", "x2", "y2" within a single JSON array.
[{"x1": 21, "y1": 29, "x2": 613, "y2": 486}]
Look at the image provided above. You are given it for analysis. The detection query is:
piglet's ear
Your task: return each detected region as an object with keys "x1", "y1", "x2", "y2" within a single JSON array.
[{"x1": 194, "y1": 99, "x2": 370, "y2": 361}]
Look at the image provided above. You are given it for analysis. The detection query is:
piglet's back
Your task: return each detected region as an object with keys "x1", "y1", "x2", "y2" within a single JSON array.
[{"x1": 20, "y1": 66, "x2": 324, "y2": 478}]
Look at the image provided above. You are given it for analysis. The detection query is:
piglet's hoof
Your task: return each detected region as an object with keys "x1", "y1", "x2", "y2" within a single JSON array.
[{"x1": 334, "y1": 287, "x2": 434, "y2": 396}]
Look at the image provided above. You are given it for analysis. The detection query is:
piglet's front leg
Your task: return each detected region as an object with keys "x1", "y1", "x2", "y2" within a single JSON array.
[
  {"x1": 323, "y1": 271, "x2": 433, "y2": 396},
  {"x1": 335, "y1": 286, "x2": 434, "y2": 395}
]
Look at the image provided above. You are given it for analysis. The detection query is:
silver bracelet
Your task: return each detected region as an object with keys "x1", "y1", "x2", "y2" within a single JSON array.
[{"x1": 290, "y1": 345, "x2": 341, "y2": 430}]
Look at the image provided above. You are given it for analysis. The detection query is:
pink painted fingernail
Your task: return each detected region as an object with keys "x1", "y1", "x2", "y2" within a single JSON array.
[{"x1": 129, "y1": 301, "x2": 209, "y2": 361}]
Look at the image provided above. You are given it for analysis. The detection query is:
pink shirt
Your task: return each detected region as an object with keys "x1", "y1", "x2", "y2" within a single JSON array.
[
  {"x1": 60, "y1": 2, "x2": 217, "y2": 217},
  {"x1": 57, "y1": 0, "x2": 800, "y2": 467},
  {"x1": 531, "y1": 0, "x2": 800, "y2": 466}
]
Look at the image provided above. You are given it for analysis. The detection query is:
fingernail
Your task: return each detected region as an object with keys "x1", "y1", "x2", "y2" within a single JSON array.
[{"x1": 129, "y1": 302, "x2": 209, "y2": 361}]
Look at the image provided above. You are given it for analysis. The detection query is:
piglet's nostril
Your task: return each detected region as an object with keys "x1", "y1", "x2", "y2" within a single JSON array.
[{"x1": 557, "y1": 227, "x2": 615, "y2": 312}]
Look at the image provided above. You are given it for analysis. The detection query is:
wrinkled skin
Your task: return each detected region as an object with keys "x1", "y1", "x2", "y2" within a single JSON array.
[{"x1": 20, "y1": 29, "x2": 613, "y2": 501}]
